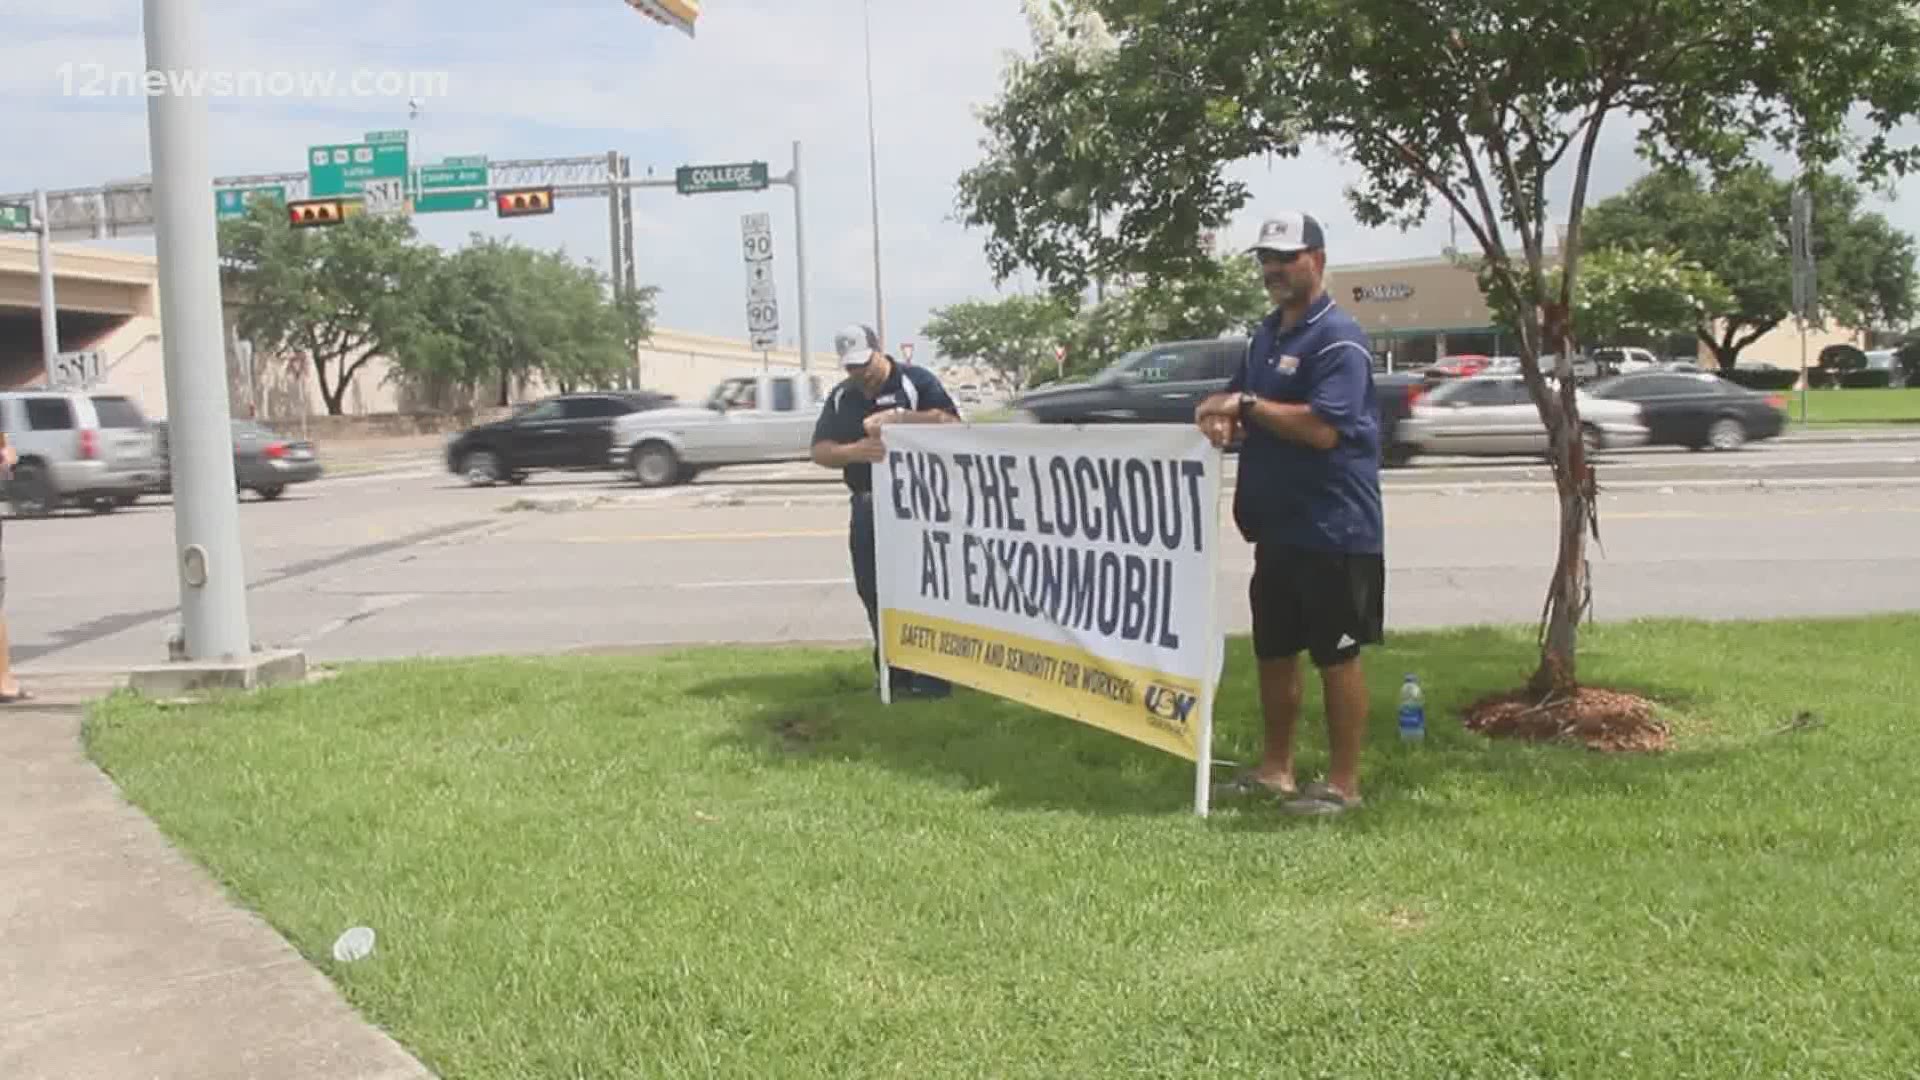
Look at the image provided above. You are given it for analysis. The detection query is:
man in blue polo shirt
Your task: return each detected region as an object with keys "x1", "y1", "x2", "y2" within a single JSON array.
[
  {"x1": 1195, "y1": 211, "x2": 1384, "y2": 816},
  {"x1": 811, "y1": 322, "x2": 963, "y2": 698}
]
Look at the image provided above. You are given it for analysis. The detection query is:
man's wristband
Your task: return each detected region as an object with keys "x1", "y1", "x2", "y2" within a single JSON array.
[{"x1": 1237, "y1": 392, "x2": 1258, "y2": 421}]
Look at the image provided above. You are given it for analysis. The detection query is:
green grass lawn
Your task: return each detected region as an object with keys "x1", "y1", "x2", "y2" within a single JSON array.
[
  {"x1": 84, "y1": 617, "x2": 1920, "y2": 1079},
  {"x1": 1782, "y1": 386, "x2": 1920, "y2": 425}
]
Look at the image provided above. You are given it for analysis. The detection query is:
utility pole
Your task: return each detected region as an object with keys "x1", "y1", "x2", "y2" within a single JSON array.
[
  {"x1": 143, "y1": 0, "x2": 252, "y2": 661},
  {"x1": 34, "y1": 189, "x2": 59, "y2": 386},
  {"x1": 790, "y1": 139, "x2": 811, "y2": 371},
  {"x1": 861, "y1": 0, "x2": 886, "y2": 346}
]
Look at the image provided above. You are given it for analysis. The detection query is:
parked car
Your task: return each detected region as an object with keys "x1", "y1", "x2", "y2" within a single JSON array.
[
  {"x1": 1, "y1": 390, "x2": 163, "y2": 516},
  {"x1": 1424, "y1": 353, "x2": 1492, "y2": 379},
  {"x1": 1592, "y1": 346, "x2": 1661, "y2": 374},
  {"x1": 1585, "y1": 371, "x2": 1786, "y2": 450},
  {"x1": 1010, "y1": 337, "x2": 1431, "y2": 466},
  {"x1": 445, "y1": 390, "x2": 676, "y2": 486},
  {"x1": 147, "y1": 418, "x2": 323, "y2": 499},
  {"x1": 609, "y1": 372, "x2": 826, "y2": 487},
  {"x1": 1395, "y1": 374, "x2": 1648, "y2": 458}
]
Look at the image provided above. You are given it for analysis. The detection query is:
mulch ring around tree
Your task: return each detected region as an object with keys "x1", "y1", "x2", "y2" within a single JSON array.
[{"x1": 1462, "y1": 686, "x2": 1670, "y2": 752}]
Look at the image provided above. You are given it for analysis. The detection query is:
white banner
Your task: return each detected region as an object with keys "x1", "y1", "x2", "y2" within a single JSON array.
[{"x1": 873, "y1": 422, "x2": 1226, "y2": 813}]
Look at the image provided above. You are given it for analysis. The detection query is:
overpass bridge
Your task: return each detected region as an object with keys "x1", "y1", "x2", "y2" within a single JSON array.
[{"x1": 0, "y1": 234, "x2": 813, "y2": 421}]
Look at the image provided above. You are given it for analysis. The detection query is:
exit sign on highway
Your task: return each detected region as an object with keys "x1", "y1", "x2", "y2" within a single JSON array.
[
  {"x1": 415, "y1": 163, "x2": 490, "y2": 214},
  {"x1": 0, "y1": 203, "x2": 30, "y2": 232},
  {"x1": 676, "y1": 161, "x2": 768, "y2": 195},
  {"x1": 309, "y1": 140, "x2": 409, "y2": 197}
]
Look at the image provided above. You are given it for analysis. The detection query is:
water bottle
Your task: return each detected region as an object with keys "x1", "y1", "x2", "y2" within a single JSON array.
[{"x1": 1398, "y1": 674, "x2": 1425, "y2": 742}]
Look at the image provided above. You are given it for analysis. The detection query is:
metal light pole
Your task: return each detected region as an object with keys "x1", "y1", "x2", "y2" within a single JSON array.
[
  {"x1": 861, "y1": 0, "x2": 886, "y2": 346},
  {"x1": 790, "y1": 139, "x2": 812, "y2": 372},
  {"x1": 142, "y1": 0, "x2": 252, "y2": 661},
  {"x1": 34, "y1": 189, "x2": 59, "y2": 386}
]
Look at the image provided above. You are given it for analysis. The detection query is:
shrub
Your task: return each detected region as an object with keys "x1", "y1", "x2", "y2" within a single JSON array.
[{"x1": 1722, "y1": 367, "x2": 1800, "y2": 390}]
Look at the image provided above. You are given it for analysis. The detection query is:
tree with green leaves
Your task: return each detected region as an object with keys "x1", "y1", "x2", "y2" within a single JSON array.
[
  {"x1": 925, "y1": 255, "x2": 1267, "y2": 387},
  {"x1": 401, "y1": 239, "x2": 652, "y2": 402},
  {"x1": 921, "y1": 293, "x2": 1078, "y2": 384},
  {"x1": 1065, "y1": 252, "x2": 1269, "y2": 377},
  {"x1": 1477, "y1": 247, "x2": 1736, "y2": 349},
  {"x1": 956, "y1": 0, "x2": 1920, "y2": 697},
  {"x1": 218, "y1": 200, "x2": 435, "y2": 415},
  {"x1": 1583, "y1": 166, "x2": 1919, "y2": 369}
]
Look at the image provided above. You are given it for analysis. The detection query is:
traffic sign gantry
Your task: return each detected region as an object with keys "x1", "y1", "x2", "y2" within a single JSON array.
[
  {"x1": 496, "y1": 187, "x2": 554, "y2": 217},
  {"x1": 677, "y1": 161, "x2": 769, "y2": 195},
  {"x1": 308, "y1": 139, "x2": 409, "y2": 197}
]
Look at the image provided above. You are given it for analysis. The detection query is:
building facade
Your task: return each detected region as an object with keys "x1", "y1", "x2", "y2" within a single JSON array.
[{"x1": 1329, "y1": 249, "x2": 1867, "y2": 374}]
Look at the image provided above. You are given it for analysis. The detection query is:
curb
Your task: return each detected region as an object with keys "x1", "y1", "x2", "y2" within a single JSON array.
[{"x1": 1780, "y1": 429, "x2": 1920, "y2": 444}]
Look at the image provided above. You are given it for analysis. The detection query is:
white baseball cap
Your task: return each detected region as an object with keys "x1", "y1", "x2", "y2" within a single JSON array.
[{"x1": 1246, "y1": 211, "x2": 1327, "y2": 254}]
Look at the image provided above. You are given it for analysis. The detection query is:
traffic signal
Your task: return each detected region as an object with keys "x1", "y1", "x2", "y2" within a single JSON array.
[
  {"x1": 287, "y1": 198, "x2": 350, "y2": 228},
  {"x1": 627, "y1": 0, "x2": 699, "y2": 36},
  {"x1": 496, "y1": 188, "x2": 554, "y2": 218}
]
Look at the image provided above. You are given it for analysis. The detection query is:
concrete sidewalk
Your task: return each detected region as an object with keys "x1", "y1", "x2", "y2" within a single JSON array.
[{"x1": 0, "y1": 672, "x2": 434, "y2": 1080}]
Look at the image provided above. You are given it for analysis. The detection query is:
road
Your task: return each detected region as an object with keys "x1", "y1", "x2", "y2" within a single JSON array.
[{"x1": 8, "y1": 435, "x2": 1919, "y2": 673}]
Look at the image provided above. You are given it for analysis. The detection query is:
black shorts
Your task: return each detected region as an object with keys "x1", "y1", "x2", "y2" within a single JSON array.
[{"x1": 1249, "y1": 542, "x2": 1384, "y2": 666}]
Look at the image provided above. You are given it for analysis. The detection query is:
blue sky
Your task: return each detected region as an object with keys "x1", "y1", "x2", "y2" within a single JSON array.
[{"x1": 7, "y1": 1, "x2": 1920, "y2": 361}]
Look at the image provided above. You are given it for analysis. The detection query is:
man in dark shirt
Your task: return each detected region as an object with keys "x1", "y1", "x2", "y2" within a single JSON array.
[
  {"x1": 811, "y1": 323, "x2": 963, "y2": 698},
  {"x1": 1195, "y1": 212, "x2": 1383, "y2": 815}
]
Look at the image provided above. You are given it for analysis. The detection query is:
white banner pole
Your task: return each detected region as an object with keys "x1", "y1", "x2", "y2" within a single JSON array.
[
  {"x1": 871, "y1": 480, "x2": 894, "y2": 706},
  {"x1": 1194, "y1": 445, "x2": 1223, "y2": 817}
]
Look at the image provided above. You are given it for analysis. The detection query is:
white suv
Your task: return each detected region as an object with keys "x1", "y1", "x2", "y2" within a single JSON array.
[{"x1": 1, "y1": 390, "x2": 164, "y2": 516}]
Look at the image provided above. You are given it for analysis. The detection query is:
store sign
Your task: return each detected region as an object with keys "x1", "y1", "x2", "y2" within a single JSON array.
[{"x1": 1352, "y1": 283, "x2": 1415, "y2": 302}]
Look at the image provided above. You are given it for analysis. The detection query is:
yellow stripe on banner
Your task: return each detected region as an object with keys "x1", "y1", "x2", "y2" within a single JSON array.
[{"x1": 880, "y1": 609, "x2": 1204, "y2": 761}]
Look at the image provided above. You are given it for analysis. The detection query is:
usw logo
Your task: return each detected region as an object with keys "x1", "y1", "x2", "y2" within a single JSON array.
[{"x1": 1143, "y1": 684, "x2": 1197, "y2": 732}]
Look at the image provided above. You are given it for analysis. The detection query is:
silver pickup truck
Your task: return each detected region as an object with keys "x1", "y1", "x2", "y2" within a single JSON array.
[{"x1": 608, "y1": 371, "x2": 828, "y2": 487}]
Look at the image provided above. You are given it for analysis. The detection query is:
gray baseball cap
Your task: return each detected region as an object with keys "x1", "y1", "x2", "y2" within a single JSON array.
[{"x1": 835, "y1": 323, "x2": 882, "y2": 368}]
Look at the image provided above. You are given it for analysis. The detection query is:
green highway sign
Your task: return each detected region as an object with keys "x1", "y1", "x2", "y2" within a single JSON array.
[
  {"x1": 0, "y1": 203, "x2": 31, "y2": 232},
  {"x1": 441, "y1": 155, "x2": 487, "y2": 168},
  {"x1": 676, "y1": 161, "x2": 769, "y2": 195},
  {"x1": 420, "y1": 165, "x2": 487, "y2": 189},
  {"x1": 215, "y1": 184, "x2": 287, "y2": 219},
  {"x1": 416, "y1": 192, "x2": 489, "y2": 213},
  {"x1": 365, "y1": 129, "x2": 409, "y2": 145},
  {"x1": 308, "y1": 140, "x2": 409, "y2": 197},
  {"x1": 416, "y1": 164, "x2": 490, "y2": 213}
]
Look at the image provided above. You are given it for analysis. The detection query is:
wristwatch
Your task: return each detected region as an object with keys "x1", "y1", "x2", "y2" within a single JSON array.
[{"x1": 1236, "y1": 392, "x2": 1258, "y2": 420}]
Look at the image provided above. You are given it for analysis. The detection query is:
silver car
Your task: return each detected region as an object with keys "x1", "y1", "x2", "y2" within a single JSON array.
[
  {"x1": 1396, "y1": 374, "x2": 1648, "y2": 458},
  {"x1": 1, "y1": 391, "x2": 163, "y2": 516}
]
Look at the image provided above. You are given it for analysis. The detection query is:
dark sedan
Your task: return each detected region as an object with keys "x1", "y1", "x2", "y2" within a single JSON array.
[
  {"x1": 1010, "y1": 338, "x2": 1430, "y2": 466},
  {"x1": 445, "y1": 390, "x2": 676, "y2": 486},
  {"x1": 1585, "y1": 371, "x2": 1787, "y2": 450},
  {"x1": 147, "y1": 419, "x2": 323, "y2": 500}
]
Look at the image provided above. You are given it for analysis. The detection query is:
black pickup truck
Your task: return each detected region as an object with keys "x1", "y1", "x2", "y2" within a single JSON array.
[{"x1": 1010, "y1": 337, "x2": 1428, "y2": 465}]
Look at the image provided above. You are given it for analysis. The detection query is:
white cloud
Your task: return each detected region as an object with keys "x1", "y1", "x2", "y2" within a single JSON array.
[{"x1": 6, "y1": 1, "x2": 1920, "y2": 368}]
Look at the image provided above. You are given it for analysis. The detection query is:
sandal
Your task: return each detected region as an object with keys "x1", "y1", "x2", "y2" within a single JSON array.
[
  {"x1": 1211, "y1": 768, "x2": 1298, "y2": 801},
  {"x1": 1280, "y1": 781, "x2": 1363, "y2": 816}
]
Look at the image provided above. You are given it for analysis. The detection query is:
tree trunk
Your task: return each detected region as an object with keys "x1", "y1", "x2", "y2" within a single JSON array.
[
  {"x1": 1529, "y1": 399, "x2": 1596, "y2": 698},
  {"x1": 315, "y1": 358, "x2": 346, "y2": 415}
]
